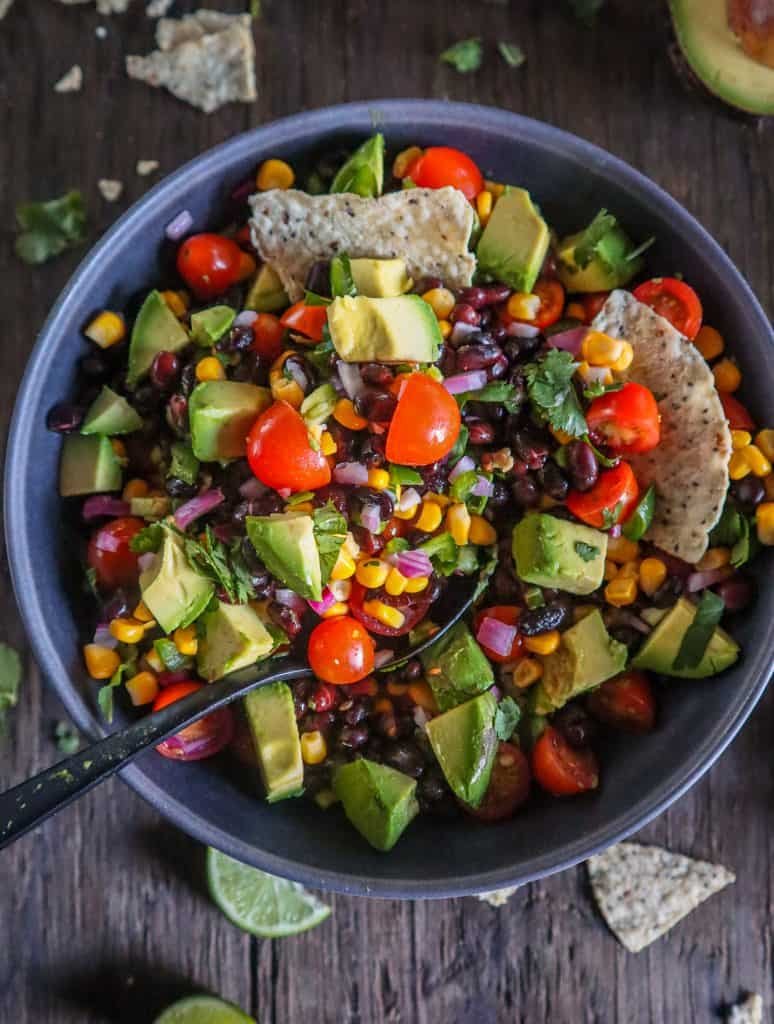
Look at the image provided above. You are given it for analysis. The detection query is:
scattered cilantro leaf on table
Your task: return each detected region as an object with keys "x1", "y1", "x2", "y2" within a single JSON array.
[
  {"x1": 54, "y1": 721, "x2": 80, "y2": 756},
  {"x1": 15, "y1": 190, "x2": 87, "y2": 265},
  {"x1": 440, "y1": 38, "x2": 483, "y2": 74},
  {"x1": 0, "y1": 643, "x2": 22, "y2": 738},
  {"x1": 498, "y1": 42, "x2": 525, "y2": 68},
  {"x1": 524, "y1": 349, "x2": 587, "y2": 437}
]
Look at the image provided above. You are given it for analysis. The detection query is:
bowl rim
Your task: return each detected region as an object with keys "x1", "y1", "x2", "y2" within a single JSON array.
[{"x1": 7, "y1": 99, "x2": 773, "y2": 898}]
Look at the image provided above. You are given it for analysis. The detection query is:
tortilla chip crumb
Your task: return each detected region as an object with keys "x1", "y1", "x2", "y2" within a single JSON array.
[
  {"x1": 146, "y1": 0, "x2": 174, "y2": 15},
  {"x1": 98, "y1": 179, "x2": 124, "y2": 202},
  {"x1": 727, "y1": 994, "x2": 763, "y2": 1024},
  {"x1": 54, "y1": 65, "x2": 83, "y2": 93},
  {"x1": 0, "y1": 0, "x2": 15, "y2": 20},
  {"x1": 476, "y1": 886, "x2": 519, "y2": 907},
  {"x1": 136, "y1": 159, "x2": 160, "y2": 176}
]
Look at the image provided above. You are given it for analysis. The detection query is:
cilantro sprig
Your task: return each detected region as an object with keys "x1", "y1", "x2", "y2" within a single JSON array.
[
  {"x1": 15, "y1": 191, "x2": 87, "y2": 265},
  {"x1": 440, "y1": 38, "x2": 483, "y2": 74},
  {"x1": 184, "y1": 527, "x2": 256, "y2": 605},
  {"x1": 524, "y1": 349, "x2": 587, "y2": 438}
]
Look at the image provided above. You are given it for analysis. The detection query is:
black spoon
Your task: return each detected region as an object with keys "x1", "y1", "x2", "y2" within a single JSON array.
[{"x1": 0, "y1": 577, "x2": 478, "y2": 850}]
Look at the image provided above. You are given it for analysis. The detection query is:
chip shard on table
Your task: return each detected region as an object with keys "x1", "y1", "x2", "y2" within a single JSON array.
[
  {"x1": 476, "y1": 886, "x2": 519, "y2": 907},
  {"x1": 98, "y1": 178, "x2": 124, "y2": 202},
  {"x1": 54, "y1": 65, "x2": 83, "y2": 93},
  {"x1": 136, "y1": 159, "x2": 160, "y2": 176},
  {"x1": 587, "y1": 841, "x2": 735, "y2": 953},
  {"x1": 726, "y1": 993, "x2": 764, "y2": 1024}
]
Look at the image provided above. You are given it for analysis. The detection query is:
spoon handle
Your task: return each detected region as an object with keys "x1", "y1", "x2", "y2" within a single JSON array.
[{"x1": 0, "y1": 659, "x2": 307, "y2": 851}]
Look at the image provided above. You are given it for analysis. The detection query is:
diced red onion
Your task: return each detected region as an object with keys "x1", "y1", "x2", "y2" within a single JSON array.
[
  {"x1": 337, "y1": 362, "x2": 366, "y2": 401},
  {"x1": 285, "y1": 361, "x2": 309, "y2": 392},
  {"x1": 307, "y1": 587, "x2": 336, "y2": 615},
  {"x1": 449, "y1": 455, "x2": 475, "y2": 482},
  {"x1": 443, "y1": 370, "x2": 488, "y2": 395},
  {"x1": 398, "y1": 487, "x2": 421, "y2": 512},
  {"x1": 274, "y1": 588, "x2": 307, "y2": 616},
  {"x1": 582, "y1": 365, "x2": 612, "y2": 386},
  {"x1": 165, "y1": 209, "x2": 194, "y2": 241},
  {"x1": 239, "y1": 476, "x2": 268, "y2": 499},
  {"x1": 608, "y1": 524, "x2": 622, "y2": 538},
  {"x1": 451, "y1": 321, "x2": 478, "y2": 345},
  {"x1": 505, "y1": 321, "x2": 540, "y2": 339},
  {"x1": 360, "y1": 503, "x2": 382, "y2": 534},
  {"x1": 476, "y1": 616, "x2": 517, "y2": 657},
  {"x1": 373, "y1": 648, "x2": 394, "y2": 669},
  {"x1": 546, "y1": 325, "x2": 588, "y2": 355},
  {"x1": 234, "y1": 310, "x2": 258, "y2": 328},
  {"x1": 93, "y1": 623, "x2": 118, "y2": 649},
  {"x1": 686, "y1": 567, "x2": 733, "y2": 592},
  {"x1": 471, "y1": 475, "x2": 494, "y2": 497},
  {"x1": 82, "y1": 495, "x2": 130, "y2": 521},
  {"x1": 157, "y1": 669, "x2": 191, "y2": 687},
  {"x1": 230, "y1": 177, "x2": 255, "y2": 204},
  {"x1": 277, "y1": 487, "x2": 292, "y2": 500},
  {"x1": 491, "y1": 685, "x2": 502, "y2": 702},
  {"x1": 138, "y1": 552, "x2": 158, "y2": 573},
  {"x1": 173, "y1": 488, "x2": 225, "y2": 530},
  {"x1": 155, "y1": 706, "x2": 235, "y2": 762},
  {"x1": 333, "y1": 461, "x2": 369, "y2": 486},
  {"x1": 395, "y1": 550, "x2": 433, "y2": 579}
]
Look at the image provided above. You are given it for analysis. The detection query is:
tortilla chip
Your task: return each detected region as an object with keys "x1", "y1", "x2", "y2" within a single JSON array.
[
  {"x1": 249, "y1": 188, "x2": 476, "y2": 302},
  {"x1": 587, "y1": 842, "x2": 735, "y2": 953},
  {"x1": 476, "y1": 886, "x2": 519, "y2": 907},
  {"x1": 126, "y1": 11, "x2": 256, "y2": 114},
  {"x1": 593, "y1": 290, "x2": 731, "y2": 563},
  {"x1": 727, "y1": 994, "x2": 764, "y2": 1024},
  {"x1": 54, "y1": 65, "x2": 83, "y2": 93}
]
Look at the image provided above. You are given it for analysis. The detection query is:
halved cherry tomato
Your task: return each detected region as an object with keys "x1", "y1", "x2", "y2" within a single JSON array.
[
  {"x1": 250, "y1": 312, "x2": 285, "y2": 361},
  {"x1": 720, "y1": 392, "x2": 756, "y2": 431},
  {"x1": 153, "y1": 681, "x2": 236, "y2": 761},
  {"x1": 466, "y1": 742, "x2": 531, "y2": 821},
  {"x1": 176, "y1": 233, "x2": 243, "y2": 301},
  {"x1": 580, "y1": 291, "x2": 610, "y2": 323},
  {"x1": 531, "y1": 725, "x2": 599, "y2": 797},
  {"x1": 633, "y1": 278, "x2": 703, "y2": 340},
  {"x1": 247, "y1": 400, "x2": 331, "y2": 493},
  {"x1": 349, "y1": 581, "x2": 434, "y2": 637},
  {"x1": 87, "y1": 516, "x2": 145, "y2": 590},
  {"x1": 473, "y1": 606, "x2": 524, "y2": 664},
  {"x1": 385, "y1": 372, "x2": 461, "y2": 466},
  {"x1": 586, "y1": 382, "x2": 661, "y2": 454},
  {"x1": 532, "y1": 278, "x2": 565, "y2": 330},
  {"x1": 307, "y1": 616, "x2": 375, "y2": 684},
  {"x1": 404, "y1": 147, "x2": 484, "y2": 201},
  {"x1": 587, "y1": 670, "x2": 656, "y2": 733},
  {"x1": 279, "y1": 301, "x2": 328, "y2": 342},
  {"x1": 566, "y1": 461, "x2": 639, "y2": 529}
]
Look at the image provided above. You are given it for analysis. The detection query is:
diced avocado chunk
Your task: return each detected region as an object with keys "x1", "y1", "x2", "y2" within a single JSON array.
[
  {"x1": 140, "y1": 527, "x2": 214, "y2": 635},
  {"x1": 245, "y1": 512, "x2": 322, "y2": 601},
  {"x1": 59, "y1": 434, "x2": 122, "y2": 496},
  {"x1": 420, "y1": 621, "x2": 494, "y2": 711},
  {"x1": 330, "y1": 133, "x2": 385, "y2": 198},
  {"x1": 476, "y1": 187, "x2": 549, "y2": 294},
  {"x1": 81, "y1": 386, "x2": 143, "y2": 436},
  {"x1": 632, "y1": 597, "x2": 739, "y2": 678},
  {"x1": 512, "y1": 513, "x2": 607, "y2": 596},
  {"x1": 191, "y1": 305, "x2": 235, "y2": 346},
  {"x1": 425, "y1": 691, "x2": 498, "y2": 808},
  {"x1": 244, "y1": 263, "x2": 289, "y2": 313},
  {"x1": 188, "y1": 381, "x2": 271, "y2": 461},
  {"x1": 540, "y1": 609, "x2": 627, "y2": 710},
  {"x1": 327, "y1": 295, "x2": 441, "y2": 364},
  {"x1": 349, "y1": 258, "x2": 412, "y2": 298},
  {"x1": 127, "y1": 290, "x2": 189, "y2": 389},
  {"x1": 244, "y1": 683, "x2": 304, "y2": 802},
  {"x1": 556, "y1": 211, "x2": 644, "y2": 293},
  {"x1": 333, "y1": 758, "x2": 418, "y2": 851},
  {"x1": 197, "y1": 600, "x2": 275, "y2": 682}
]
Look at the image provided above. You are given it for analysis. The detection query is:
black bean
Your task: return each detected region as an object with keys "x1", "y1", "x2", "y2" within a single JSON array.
[
  {"x1": 354, "y1": 388, "x2": 396, "y2": 422},
  {"x1": 338, "y1": 725, "x2": 370, "y2": 750},
  {"x1": 438, "y1": 346, "x2": 457, "y2": 376},
  {"x1": 401, "y1": 658, "x2": 423, "y2": 682},
  {"x1": 519, "y1": 602, "x2": 571, "y2": 636},
  {"x1": 217, "y1": 324, "x2": 254, "y2": 354},
  {"x1": 165, "y1": 394, "x2": 189, "y2": 436},
  {"x1": 150, "y1": 351, "x2": 181, "y2": 391},
  {"x1": 305, "y1": 259, "x2": 332, "y2": 297},
  {"x1": 418, "y1": 768, "x2": 447, "y2": 803},
  {"x1": 716, "y1": 574, "x2": 754, "y2": 611},
  {"x1": 731, "y1": 477, "x2": 765, "y2": 508},
  {"x1": 384, "y1": 740, "x2": 425, "y2": 778},
  {"x1": 652, "y1": 576, "x2": 684, "y2": 608},
  {"x1": 101, "y1": 589, "x2": 131, "y2": 620},
  {"x1": 268, "y1": 601, "x2": 304, "y2": 640},
  {"x1": 468, "y1": 420, "x2": 495, "y2": 445},
  {"x1": 359, "y1": 433, "x2": 387, "y2": 469},
  {"x1": 179, "y1": 363, "x2": 198, "y2": 397},
  {"x1": 450, "y1": 303, "x2": 480, "y2": 326},
  {"x1": 79, "y1": 353, "x2": 110, "y2": 379},
  {"x1": 455, "y1": 343, "x2": 502, "y2": 373},
  {"x1": 537, "y1": 462, "x2": 569, "y2": 500},
  {"x1": 375, "y1": 712, "x2": 399, "y2": 739},
  {"x1": 293, "y1": 695, "x2": 307, "y2": 720},
  {"x1": 342, "y1": 700, "x2": 369, "y2": 727},
  {"x1": 489, "y1": 481, "x2": 510, "y2": 507},
  {"x1": 510, "y1": 428, "x2": 551, "y2": 469},
  {"x1": 554, "y1": 704, "x2": 597, "y2": 749},
  {"x1": 487, "y1": 353, "x2": 509, "y2": 379},
  {"x1": 457, "y1": 286, "x2": 488, "y2": 309},
  {"x1": 491, "y1": 565, "x2": 520, "y2": 600},
  {"x1": 165, "y1": 476, "x2": 197, "y2": 499},
  {"x1": 566, "y1": 441, "x2": 599, "y2": 492},
  {"x1": 304, "y1": 711, "x2": 335, "y2": 734},
  {"x1": 361, "y1": 363, "x2": 394, "y2": 388},
  {"x1": 133, "y1": 384, "x2": 162, "y2": 415},
  {"x1": 46, "y1": 402, "x2": 84, "y2": 433},
  {"x1": 511, "y1": 475, "x2": 540, "y2": 508}
]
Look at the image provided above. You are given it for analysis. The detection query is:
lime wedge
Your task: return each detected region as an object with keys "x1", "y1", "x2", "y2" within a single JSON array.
[
  {"x1": 206, "y1": 847, "x2": 331, "y2": 938},
  {"x1": 153, "y1": 995, "x2": 255, "y2": 1024}
]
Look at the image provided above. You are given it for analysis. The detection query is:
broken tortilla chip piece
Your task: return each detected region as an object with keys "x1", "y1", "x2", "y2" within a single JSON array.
[
  {"x1": 587, "y1": 841, "x2": 735, "y2": 953},
  {"x1": 248, "y1": 187, "x2": 477, "y2": 303},
  {"x1": 727, "y1": 994, "x2": 764, "y2": 1024},
  {"x1": 593, "y1": 290, "x2": 731, "y2": 563}
]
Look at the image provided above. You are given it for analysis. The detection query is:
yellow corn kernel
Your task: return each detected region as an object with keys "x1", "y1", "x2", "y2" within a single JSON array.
[
  {"x1": 755, "y1": 429, "x2": 774, "y2": 463},
  {"x1": 484, "y1": 179, "x2": 506, "y2": 199},
  {"x1": 512, "y1": 657, "x2": 543, "y2": 689},
  {"x1": 392, "y1": 145, "x2": 423, "y2": 179},
  {"x1": 330, "y1": 549, "x2": 356, "y2": 580},
  {"x1": 373, "y1": 697, "x2": 394, "y2": 715},
  {"x1": 731, "y1": 429, "x2": 752, "y2": 450},
  {"x1": 404, "y1": 576, "x2": 429, "y2": 593},
  {"x1": 694, "y1": 325, "x2": 724, "y2": 361},
  {"x1": 475, "y1": 189, "x2": 493, "y2": 226},
  {"x1": 755, "y1": 502, "x2": 774, "y2": 545},
  {"x1": 333, "y1": 397, "x2": 368, "y2": 431},
  {"x1": 764, "y1": 474, "x2": 774, "y2": 501},
  {"x1": 173, "y1": 625, "x2": 198, "y2": 656},
  {"x1": 438, "y1": 318, "x2": 452, "y2": 340},
  {"x1": 125, "y1": 671, "x2": 159, "y2": 707},
  {"x1": 606, "y1": 534, "x2": 639, "y2": 564},
  {"x1": 300, "y1": 730, "x2": 328, "y2": 765},
  {"x1": 524, "y1": 630, "x2": 560, "y2": 656},
  {"x1": 617, "y1": 560, "x2": 641, "y2": 580},
  {"x1": 85, "y1": 311, "x2": 126, "y2": 349},
  {"x1": 355, "y1": 558, "x2": 390, "y2": 589},
  {"x1": 110, "y1": 438, "x2": 127, "y2": 461},
  {"x1": 394, "y1": 502, "x2": 419, "y2": 521},
  {"x1": 363, "y1": 600, "x2": 406, "y2": 630},
  {"x1": 425, "y1": 491, "x2": 451, "y2": 509},
  {"x1": 109, "y1": 617, "x2": 146, "y2": 644},
  {"x1": 581, "y1": 331, "x2": 625, "y2": 368},
  {"x1": 122, "y1": 478, "x2": 149, "y2": 501},
  {"x1": 328, "y1": 579, "x2": 352, "y2": 602},
  {"x1": 342, "y1": 532, "x2": 360, "y2": 560},
  {"x1": 576, "y1": 361, "x2": 613, "y2": 387},
  {"x1": 446, "y1": 503, "x2": 471, "y2": 546},
  {"x1": 132, "y1": 600, "x2": 154, "y2": 623},
  {"x1": 696, "y1": 547, "x2": 731, "y2": 572},
  {"x1": 385, "y1": 566, "x2": 408, "y2": 596},
  {"x1": 160, "y1": 290, "x2": 188, "y2": 318},
  {"x1": 83, "y1": 644, "x2": 121, "y2": 680},
  {"x1": 639, "y1": 557, "x2": 667, "y2": 597},
  {"x1": 609, "y1": 341, "x2": 634, "y2": 373},
  {"x1": 367, "y1": 468, "x2": 391, "y2": 491},
  {"x1": 605, "y1": 576, "x2": 638, "y2": 607},
  {"x1": 270, "y1": 374, "x2": 304, "y2": 408},
  {"x1": 407, "y1": 681, "x2": 438, "y2": 713},
  {"x1": 415, "y1": 500, "x2": 443, "y2": 533},
  {"x1": 422, "y1": 287, "x2": 455, "y2": 320},
  {"x1": 566, "y1": 302, "x2": 586, "y2": 322},
  {"x1": 713, "y1": 358, "x2": 741, "y2": 393},
  {"x1": 320, "y1": 430, "x2": 337, "y2": 456},
  {"x1": 256, "y1": 158, "x2": 295, "y2": 191},
  {"x1": 603, "y1": 558, "x2": 618, "y2": 582},
  {"x1": 745, "y1": 444, "x2": 772, "y2": 477},
  {"x1": 728, "y1": 450, "x2": 751, "y2": 480},
  {"x1": 469, "y1": 515, "x2": 497, "y2": 546},
  {"x1": 196, "y1": 357, "x2": 226, "y2": 383},
  {"x1": 322, "y1": 602, "x2": 350, "y2": 619},
  {"x1": 506, "y1": 292, "x2": 541, "y2": 321}
]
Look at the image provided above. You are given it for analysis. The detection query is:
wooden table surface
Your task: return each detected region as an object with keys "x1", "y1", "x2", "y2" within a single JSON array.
[{"x1": 1, "y1": 2, "x2": 772, "y2": 1021}]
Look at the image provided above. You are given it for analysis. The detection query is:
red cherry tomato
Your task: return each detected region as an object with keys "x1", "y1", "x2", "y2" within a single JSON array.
[
  {"x1": 348, "y1": 581, "x2": 434, "y2": 637},
  {"x1": 405, "y1": 147, "x2": 484, "y2": 201},
  {"x1": 532, "y1": 278, "x2": 566, "y2": 330},
  {"x1": 466, "y1": 742, "x2": 531, "y2": 821},
  {"x1": 531, "y1": 725, "x2": 599, "y2": 797},
  {"x1": 307, "y1": 616, "x2": 375, "y2": 684},
  {"x1": 247, "y1": 401, "x2": 331, "y2": 493},
  {"x1": 153, "y1": 681, "x2": 235, "y2": 762},
  {"x1": 176, "y1": 233, "x2": 243, "y2": 301},
  {"x1": 580, "y1": 292, "x2": 610, "y2": 324},
  {"x1": 566, "y1": 461, "x2": 639, "y2": 529},
  {"x1": 632, "y1": 277, "x2": 703, "y2": 340},
  {"x1": 586, "y1": 382, "x2": 661, "y2": 455},
  {"x1": 473, "y1": 605, "x2": 524, "y2": 664},
  {"x1": 250, "y1": 312, "x2": 285, "y2": 361},
  {"x1": 87, "y1": 516, "x2": 145, "y2": 590},
  {"x1": 279, "y1": 302, "x2": 328, "y2": 342},
  {"x1": 385, "y1": 373, "x2": 461, "y2": 466},
  {"x1": 720, "y1": 392, "x2": 756, "y2": 431},
  {"x1": 587, "y1": 670, "x2": 656, "y2": 733}
]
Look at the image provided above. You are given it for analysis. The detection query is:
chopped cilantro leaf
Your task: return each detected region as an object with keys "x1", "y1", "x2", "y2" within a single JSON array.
[
  {"x1": 15, "y1": 190, "x2": 87, "y2": 265},
  {"x1": 184, "y1": 527, "x2": 254, "y2": 605},
  {"x1": 574, "y1": 541, "x2": 600, "y2": 562},
  {"x1": 524, "y1": 349, "x2": 587, "y2": 438},
  {"x1": 601, "y1": 500, "x2": 625, "y2": 530},
  {"x1": 672, "y1": 591, "x2": 725, "y2": 671},
  {"x1": 440, "y1": 37, "x2": 483, "y2": 74},
  {"x1": 313, "y1": 502, "x2": 348, "y2": 583},
  {"x1": 130, "y1": 522, "x2": 164, "y2": 554},
  {"x1": 330, "y1": 253, "x2": 357, "y2": 298},
  {"x1": 494, "y1": 697, "x2": 521, "y2": 741},
  {"x1": 97, "y1": 659, "x2": 135, "y2": 723},
  {"x1": 54, "y1": 721, "x2": 80, "y2": 756},
  {"x1": 582, "y1": 379, "x2": 623, "y2": 400},
  {"x1": 572, "y1": 210, "x2": 617, "y2": 268}
]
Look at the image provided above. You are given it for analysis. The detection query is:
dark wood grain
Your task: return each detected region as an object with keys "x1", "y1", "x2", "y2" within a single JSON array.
[{"x1": 1, "y1": 1, "x2": 772, "y2": 1021}]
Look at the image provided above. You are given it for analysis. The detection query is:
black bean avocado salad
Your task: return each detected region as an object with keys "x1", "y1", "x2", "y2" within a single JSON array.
[{"x1": 50, "y1": 134, "x2": 773, "y2": 851}]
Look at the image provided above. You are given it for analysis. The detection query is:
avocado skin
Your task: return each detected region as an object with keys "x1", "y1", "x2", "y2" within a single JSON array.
[
  {"x1": 333, "y1": 759, "x2": 418, "y2": 851},
  {"x1": 632, "y1": 597, "x2": 739, "y2": 678}
]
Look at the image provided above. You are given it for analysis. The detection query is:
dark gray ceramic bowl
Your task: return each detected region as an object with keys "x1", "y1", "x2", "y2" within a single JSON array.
[{"x1": 6, "y1": 101, "x2": 773, "y2": 898}]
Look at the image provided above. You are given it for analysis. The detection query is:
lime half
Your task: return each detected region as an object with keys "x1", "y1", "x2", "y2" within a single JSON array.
[
  {"x1": 153, "y1": 995, "x2": 255, "y2": 1024},
  {"x1": 206, "y1": 847, "x2": 331, "y2": 938}
]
